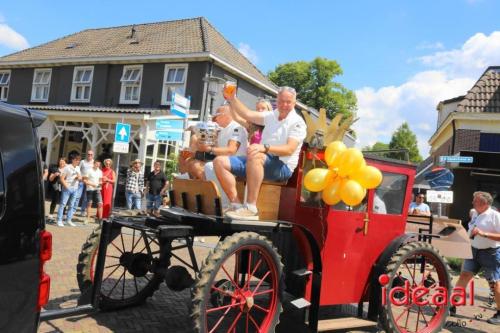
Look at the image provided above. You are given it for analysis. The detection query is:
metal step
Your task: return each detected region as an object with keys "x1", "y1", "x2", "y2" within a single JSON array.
[
  {"x1": 290, "y1": 297, "x2": 311, "y2": 309},
  {"x1": 317, "y1": 317, "x2": 377, "y2": 332},
  {"x1": 292, "y1": 268, "x2": 312, "y2": 277}
]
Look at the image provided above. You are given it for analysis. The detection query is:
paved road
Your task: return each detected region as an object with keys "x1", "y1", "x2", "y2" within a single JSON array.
[{"x1": 39, "y1": 216, "x2": 499, "y2": 333}]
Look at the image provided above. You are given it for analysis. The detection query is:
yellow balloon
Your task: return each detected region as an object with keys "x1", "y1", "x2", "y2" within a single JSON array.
[
  {"x1": 304, "y1": 168, "x2": 332, "y2": 192},
  {"x1": 322, "y1": 178, "x2": 344, "y2": 205},
  {"x1": 351, "y1": 165, "x2": 383, "y2": 189},
  {"x1": 340, "y1": 180, "x2": 366, "y2": 206},
  {"x1": 325, "y1": 141, "x2": 347, "y2": 166},
  {"x1": 337, "y1": 148, "x2": 365, "y2": 177}
]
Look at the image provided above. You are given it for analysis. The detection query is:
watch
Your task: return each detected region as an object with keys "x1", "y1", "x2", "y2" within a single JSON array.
[{"x1": 264, "y1": 144, "x2": 270, "y2": 153}]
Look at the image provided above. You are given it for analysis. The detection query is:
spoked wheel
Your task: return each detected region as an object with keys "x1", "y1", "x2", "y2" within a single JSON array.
[
  {"x1": 77, "y1": 224, "x2": 170, "y2": 310},
  {"x1": 191, "y1": 232, "x2": 283, "y2": 333},
  {"x1": 379, "y1": 242, "x2": 451, "y2": 333}
]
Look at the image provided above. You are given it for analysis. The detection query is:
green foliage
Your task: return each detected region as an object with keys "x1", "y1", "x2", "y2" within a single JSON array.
[
  {"x1": 363, "y1": 142, "x2": 389, "y2": 151},
  {"x1": 165, "y1": 153, "x2": 178, "y2": 182},
  {"x1": 388, "y1": 122, "x2": 422, "y2": 163},
  {"x1": 446, "y1": 257, "x2": 463, "y2": 274},
  {"x1": 268, "y1": 57, "x2": 357, "y2": 120}
]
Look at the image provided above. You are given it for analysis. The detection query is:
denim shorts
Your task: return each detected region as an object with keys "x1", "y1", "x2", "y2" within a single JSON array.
[
  {"x1": 462, "y1": 247, "x2": 500, "y2": 282},
  {"x1": 229, "y1": 154, "x2": 292, "y2": 182},
  {"x1": 86, "y1": 190, "x2": 103, "y2": 205}
]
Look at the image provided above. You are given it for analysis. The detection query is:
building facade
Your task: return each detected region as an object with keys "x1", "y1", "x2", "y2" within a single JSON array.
[
  {"x1": 429, "y1": 66, "x2": 500, "y2": 220},
  {"x1": 0, "y1": 17, "x2": 301, "y2": 172}
]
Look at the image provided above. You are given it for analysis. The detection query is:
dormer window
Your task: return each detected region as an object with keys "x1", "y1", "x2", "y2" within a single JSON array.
[
  {"x1": 120, "y1": 65, "x2": 142, "y2": 104},
  {"x1": 31, "y1": 69, "x2": 52, "y2": 102},
  {"x1": 71, "y1": 66, "x2": 93, "y2": 103},
  {"x1": 0, "y1": 70, "x2": 10, "y2": 101},
  {"x1": 161, "y1": 64, "x2": 188, "y2": 105}
]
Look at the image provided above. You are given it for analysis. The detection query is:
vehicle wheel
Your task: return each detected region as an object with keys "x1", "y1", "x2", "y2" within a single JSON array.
[
  {"x1": 76, "y1": 225, "x2": 169, "y2": 310},
  {"x1": 379, "y1": 241, "x2": 451, "y2": 333},
  {"x1": 191, "y1": 232, "x2": 283, "y2": 333}
]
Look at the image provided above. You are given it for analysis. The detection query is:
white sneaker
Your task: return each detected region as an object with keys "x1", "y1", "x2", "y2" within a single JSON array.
[
  {"x1": 56, "y1": 221, "x2": 64, "y2": 227},
  {"x1": 66, "y1": 220, "x2": 76, "y2": 227},
  {"x1": 226, "y1": 207, "x2": 259, "y2": 220}
]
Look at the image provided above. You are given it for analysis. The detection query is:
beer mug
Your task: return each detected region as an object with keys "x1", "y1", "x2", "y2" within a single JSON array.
[
  {"x1": 195, "y1": 121, "x2": 219, "y2": 146},
  {"x1": 223, "y1": 81, "x2": 237, "y2": 99}
]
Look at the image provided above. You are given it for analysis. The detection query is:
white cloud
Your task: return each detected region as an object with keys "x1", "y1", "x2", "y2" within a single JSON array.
[
  {"x1": 0, "y1": 23, "x2": 29, "y2": 50},
  {"x1": 238, "y1": 42, "x2": 259, "y2": 64},
  {"x1": 354, "y1": 31, "x2": 500, "y2": 158},
  {"x1": 416, "y1": 41, "x2": 444, "y2": 50}
]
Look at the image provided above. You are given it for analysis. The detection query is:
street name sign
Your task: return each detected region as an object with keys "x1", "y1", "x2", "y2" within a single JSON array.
[
  {"x1": 426, "y1": 190, "x2": 454, "y2": 204},
  {"x1": 439, "y1": 156, "x2": 473, "y2": 164},
  {"x1": 155, "y1": 119, "x2": 184, "y2": 142}
]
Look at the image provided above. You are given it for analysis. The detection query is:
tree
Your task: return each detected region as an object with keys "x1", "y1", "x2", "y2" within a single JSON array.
[
  {"x1": 388, "y1": 122, "x2": 422, "y2": 163},
  {"x1": 268, "y1": 57, "x2": 357, "y2": 119},
  {"x1": 363, "y1": 142, "x2": 389, "y2": 151}
]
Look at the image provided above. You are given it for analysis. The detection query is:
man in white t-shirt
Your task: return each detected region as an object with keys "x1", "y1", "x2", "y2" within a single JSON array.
[
  {"x1": 452, "y1": 191, "x2": 500, "y2": 324},
  {"x1": 56, "y1": 152, "x2": 82, "y2": 227},
  {"x1": 76, "y1": 150, "x2": 95, "y2": 217},
  {"x1": 83, "y1": 160, "x2": 103, "y2": 223},
  {"x1": 214, "y1": 86, "x2": 307, "y2": 220},
  {"x1": 408, "y1": 193, "x2": 431, "y2": 216},
  {"x1": 187, "y1": 105, "x2": 248, "y2": 180}
]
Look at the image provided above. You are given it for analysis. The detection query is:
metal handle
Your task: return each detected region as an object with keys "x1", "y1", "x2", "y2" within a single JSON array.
[{"x1": 363, "y1": 213, "x2": 369, "y2": 235}]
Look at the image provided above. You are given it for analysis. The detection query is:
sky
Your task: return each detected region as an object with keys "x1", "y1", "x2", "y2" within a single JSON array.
[{"x1": 1, "y1": 0, "x2": 500, "y2": 157}]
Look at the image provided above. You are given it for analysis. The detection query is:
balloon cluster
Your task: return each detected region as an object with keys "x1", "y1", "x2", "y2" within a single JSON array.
[{"x1": 304, "y1": 141, "x2": 383, "y2": 206}]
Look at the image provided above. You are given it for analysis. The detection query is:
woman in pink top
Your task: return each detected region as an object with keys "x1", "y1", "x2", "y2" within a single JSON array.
[{"x1": 230, "y1": 99, "x2": 272, "y2": 144}]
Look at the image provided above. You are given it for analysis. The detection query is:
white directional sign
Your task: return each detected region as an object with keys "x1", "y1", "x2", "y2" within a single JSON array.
[
  {"x1": 115, "y1": 123, "x2": 131, "y2": 143},
  {"x1": 113, "y1": 142, "x2": 129, "y2": 154},
  {"x1": 426, "y1": 190, "x2": 454, "y2": 204},
  {"x1": 170, "y1": 93, "x2": 190, "y2": 118}
]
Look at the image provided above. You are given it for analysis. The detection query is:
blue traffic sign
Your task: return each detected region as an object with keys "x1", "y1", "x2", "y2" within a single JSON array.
[
  {"x1": 439, "y1": 156, "x2": 473, "y2": 164},
  {"x1": 115, "y1": 123, "x2": 131, "y2": 143},
  {"x1": 156, "y1": 119, "x2": 184, "y2": 130},
  {"x1": 155, "y1": 130, "x2": 183, "y2": 141}
]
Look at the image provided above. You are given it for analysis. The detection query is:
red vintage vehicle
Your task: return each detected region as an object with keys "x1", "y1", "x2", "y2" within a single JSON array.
[{"x1": 41, "y1": 145, "x2": 453, "y2": 333}]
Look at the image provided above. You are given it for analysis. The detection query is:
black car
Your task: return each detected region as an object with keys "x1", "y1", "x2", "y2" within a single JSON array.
[{"x1": 0, "y1": 102, "x2": 52, "y2": 333}]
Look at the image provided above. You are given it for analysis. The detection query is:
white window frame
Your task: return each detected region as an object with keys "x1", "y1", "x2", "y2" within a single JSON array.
[
  {"x1": 119, "y1": 65, "x2": 143, "y2": 104},
  {"x1": 30, "y1": 68, "x2": 52, "y2": 102},
  {"x1": 0, "y1": 70, "x2": 10, "y2": 102},
  {"x1": 161, "y1": 64, "x2": 188, "y2": 105},
  {"x1": 70, "y1": 66, "x2": 94, "y2": 103}
]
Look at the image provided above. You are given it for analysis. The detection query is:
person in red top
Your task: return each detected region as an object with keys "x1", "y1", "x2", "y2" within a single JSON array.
[{"x1": 101, "y1": 158, "x2": 116, "y2": 218}]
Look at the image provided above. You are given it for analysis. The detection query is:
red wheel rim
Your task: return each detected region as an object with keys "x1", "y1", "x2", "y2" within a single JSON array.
[
  {"x1": 388, "y1": 251, "x2": 448, "y2": 333},
  {"x1": 204, "y1": 244, "x2": 280, "y2": 333}
]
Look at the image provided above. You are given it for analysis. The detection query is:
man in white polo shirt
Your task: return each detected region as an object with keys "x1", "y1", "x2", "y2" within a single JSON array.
[
  {"x1": 452, "y1": 191, "x2": 500, "y2": 324},
  {"x1": 214, "y1": 86, "x2": 306, "y2": 220}
]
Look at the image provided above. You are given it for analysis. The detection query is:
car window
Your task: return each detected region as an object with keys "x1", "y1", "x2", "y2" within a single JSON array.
[{"x1": 372, "y1": 172, "x2": 408, "y2": 215}]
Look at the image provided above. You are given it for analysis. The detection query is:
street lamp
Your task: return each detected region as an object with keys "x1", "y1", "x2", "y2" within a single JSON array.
[{"x1": 202, "y1": 75, "x2": 225, "y2": 121}]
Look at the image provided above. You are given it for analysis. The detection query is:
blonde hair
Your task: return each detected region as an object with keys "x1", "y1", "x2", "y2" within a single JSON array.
[{"x1": 256, "y1": 99, "x2": 272, "y2": 111}]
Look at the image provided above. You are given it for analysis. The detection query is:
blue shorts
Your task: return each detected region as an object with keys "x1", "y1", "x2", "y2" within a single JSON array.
[
  {"x1": 229, "y1": 154, "x2": 292, "y2": 183},
  {"x1": 462, "y1": 247, "x2": 500, "y2": 282}
]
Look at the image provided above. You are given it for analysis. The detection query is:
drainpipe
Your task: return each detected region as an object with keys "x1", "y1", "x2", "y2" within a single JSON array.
[
  {"x1": 451, "y1": 118, "x2": 456, "y2": 155},
  {"x1": 201, "y1": 62, "x2": 214, "y2": 122}
]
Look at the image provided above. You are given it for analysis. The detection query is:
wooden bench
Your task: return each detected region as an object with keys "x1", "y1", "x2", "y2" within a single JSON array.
[{"x1": 172, "y1": 178, "x2": 287, "y2": 220}]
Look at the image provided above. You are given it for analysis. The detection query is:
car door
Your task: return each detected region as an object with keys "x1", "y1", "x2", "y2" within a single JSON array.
[{"x1": 0, "y1": 104, "x2": 42, "y2": 333}]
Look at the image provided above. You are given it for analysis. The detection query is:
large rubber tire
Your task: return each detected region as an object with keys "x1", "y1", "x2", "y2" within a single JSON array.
[
  {"x1": 379, "y1": 241, "x2": 451, "y2": 333},
  {"x1": 76, "y1": 225, "x2": 167, "y2": 310},
  {"x1": 191, "y1": 232, "x2": 283, "y2": 333}
]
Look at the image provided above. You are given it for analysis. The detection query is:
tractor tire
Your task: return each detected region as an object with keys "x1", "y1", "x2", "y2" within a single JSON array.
[
  {"x1": 191, "y1": 232, "x2": 283, "y2": 333},
  {"x1": 76, "y1": 225, "x2": 167, "y2": 310},
  {"x1": 379, "y1": 241, "x2": 451, "y2": 333}
]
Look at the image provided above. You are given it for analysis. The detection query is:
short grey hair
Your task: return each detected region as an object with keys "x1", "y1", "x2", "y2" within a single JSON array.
[
  {"x1": 278, "y1": 86, "x2": 297, "y2": 98},
  {"x1": 473, "y1": 191, "x2": 493, "y2": 206}
]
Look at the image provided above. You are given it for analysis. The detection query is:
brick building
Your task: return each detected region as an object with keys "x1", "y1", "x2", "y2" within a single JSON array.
[{"x1": 428, "y1": 66, "x2": 500, "y2": 220}]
